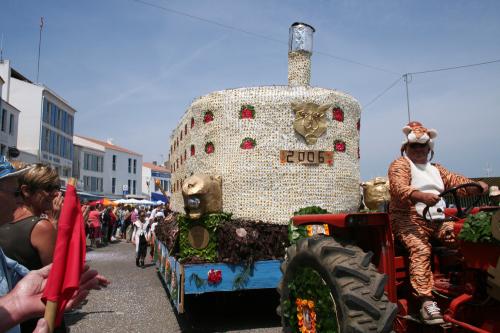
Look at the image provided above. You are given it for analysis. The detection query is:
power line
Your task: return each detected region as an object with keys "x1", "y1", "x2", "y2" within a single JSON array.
[
  {"x1": 363, "y1": 77, "x2": 402, "y2": 109},
  {"x1": 407, "y1": 59, "x2": 500, "y2": 76},
  {"x1": 131, "y1": 0, "x2": 398, "y2": 75}
]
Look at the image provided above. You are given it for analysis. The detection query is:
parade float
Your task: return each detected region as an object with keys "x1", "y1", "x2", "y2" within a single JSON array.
[{"x1": 155, "y1": 22, "x2": 500, "y2": 333}]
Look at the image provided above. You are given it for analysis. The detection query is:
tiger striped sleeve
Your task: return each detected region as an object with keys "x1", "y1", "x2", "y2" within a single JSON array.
[{"x1": 388, "y1": 157, "x2": 416, "y2": 207}]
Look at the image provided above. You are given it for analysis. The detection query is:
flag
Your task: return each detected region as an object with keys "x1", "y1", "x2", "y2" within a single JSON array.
[{"x1": 42, "y1": 183, "x2": 86, "y2": 326}]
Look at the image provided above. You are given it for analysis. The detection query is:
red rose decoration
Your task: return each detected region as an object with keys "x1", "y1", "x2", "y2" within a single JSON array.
[
  {"x1": 203, "y1": 111, "x2": 214, "y2": 123},
  {"x1": 332, "y1": 107, "x2": 344, "y2": 122},
  {"x1": 240, "y1": 137, "x2": 256, "y2": 149},
  {"x1": 205, "y1": 142, "x2": 215, "y2": 154},
  {"x1": 191, "y1": 117, "x2": 195, "y2": 128},
  {"x1": 190, "y1": 145, "x2": 195, "y2": 156},
  {"x1": 357, "y1": 119, "x2": 360, "y2": 131},
  {"x1": 207, "y1": 269, "x2": 222, "y2": 284},
  {"x1": 240, "y1": 105, "x2": 255, "y2": 119},
  {"x1": 334, "y1": 140, "x2": 346, "y2": 152}
]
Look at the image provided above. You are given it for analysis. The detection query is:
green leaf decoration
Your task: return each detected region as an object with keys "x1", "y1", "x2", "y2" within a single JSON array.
[
  {"x1": 458, "y1": 212, "x2": 499, "y2": 244},
  {"x1": 288, "y1": 206, "x2": 329, "y2": 245},
  {"x1": 179, "y1": 213, "x2": 232, "y2": 262},
  {"x1": 284, "y1": 267, "x2": 338, "y2": 332}
]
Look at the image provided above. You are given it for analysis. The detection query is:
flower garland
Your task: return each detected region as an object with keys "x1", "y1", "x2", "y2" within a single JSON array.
[
  {"x1": 284, "y1": 267, "x2": 338, "y2": 332},
  {"x1": 296, "y1": 298, "x2": 317, "y2": 333}
]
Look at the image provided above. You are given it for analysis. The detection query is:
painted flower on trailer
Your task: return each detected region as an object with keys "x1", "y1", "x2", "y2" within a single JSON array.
[
  {"x1": 334, "y1": 140, "x2": 346, "y2": 152},
  {"x1": 207, "y1": 269, "x2": 222, "y2": 284},
  {"x1": 240, "y1": 137, "x2": 256, "y2": 150},
  {"x1": 240, "y1": 105, "x2": 255, "y2": 119},
  {"x1": 203, "y1": 111, "x2": 214, "y2": 123},
  {"x1": 332, "y1": 107, "x2": 344, "y2": 122},
  {"x1": 205, "y1": 142, "x2": 215, "y2": 154},
  {"x1": 191, "y1": 117, "x2": 195, "y2": 128},
  {"x1": 190, "y1": 145, "x2": 195, "y2": 156}
]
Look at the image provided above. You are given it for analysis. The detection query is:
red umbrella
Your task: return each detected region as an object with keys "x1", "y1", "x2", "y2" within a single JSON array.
[{"x1": 42, "y1": 179, "x2": 86, "y2": 330}]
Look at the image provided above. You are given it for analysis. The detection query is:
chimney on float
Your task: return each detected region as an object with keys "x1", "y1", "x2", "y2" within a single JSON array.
[{"x1": 288, "y1": 22, "x2": 315, "y2": 86}]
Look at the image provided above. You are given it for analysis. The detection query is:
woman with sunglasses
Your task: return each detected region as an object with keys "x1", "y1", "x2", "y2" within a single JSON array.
[
  {"x1": 388, "y1": 122, "x2": 488, "y2": 325},
  {"x1": 0, "y1": 163, "x2": 65, "y2": 333}
]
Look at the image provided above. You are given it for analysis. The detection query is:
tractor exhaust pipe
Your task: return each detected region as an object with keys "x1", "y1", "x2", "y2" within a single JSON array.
[{"x1": 288, "y1": 22, "x2": 315, "y2": 87}]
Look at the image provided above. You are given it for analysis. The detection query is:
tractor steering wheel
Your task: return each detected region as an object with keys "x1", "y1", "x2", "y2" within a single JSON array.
[{"x1": 422, "y1": 182, "x2": 484, "y2": 222}]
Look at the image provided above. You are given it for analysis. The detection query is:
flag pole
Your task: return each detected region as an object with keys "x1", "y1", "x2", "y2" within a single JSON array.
[{"x1": 44, "y1": 177, "x2": 77, "y2": 332}]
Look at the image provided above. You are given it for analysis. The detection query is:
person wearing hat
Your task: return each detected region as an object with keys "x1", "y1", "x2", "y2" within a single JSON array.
[
  {"x1": 0, "y1": 157, "x2": 111, "y2": 333},
  {"x1": 489, "y1": 186, "x2": 500, "y2": 206},
  {"x1": 388, "y1": 122, "x2": 488, "y2": 325}
]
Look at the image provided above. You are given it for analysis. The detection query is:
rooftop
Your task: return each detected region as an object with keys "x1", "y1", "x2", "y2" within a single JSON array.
[
  {"x1": 143, "y1": 162, "x2": 170, "y2": 173},
  {"x1": 75, "y1": 135, "x2": 142, "y2": 156}
]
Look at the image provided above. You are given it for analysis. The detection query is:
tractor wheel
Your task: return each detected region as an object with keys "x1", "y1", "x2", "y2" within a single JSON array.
[{"x1": 278, "y1": 236, "x2": 397, "y2": 333}]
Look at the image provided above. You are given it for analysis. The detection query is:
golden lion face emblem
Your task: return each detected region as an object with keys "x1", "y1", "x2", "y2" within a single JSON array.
[
  {"x1": 291, "y1": 102, "x2": 331, "y2": 145},
  {"x1": 182, "y1": 174, "x2": 222, "y2": 220}
]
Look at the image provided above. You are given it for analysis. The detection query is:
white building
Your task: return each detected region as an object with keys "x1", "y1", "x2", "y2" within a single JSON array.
[
  {"x1": 0, "y1": 60, "x2": 75, "y2": 182},
  {"x1": 142, "y1": 162, "x2": 171, "y2": 203},
  {"x1": 74, "y1": 135, "x2": 143, "y2": 198},
  {"x1": 0, "y1": 75, "x2": 20, "y2": 157},
  {"x1": 73, "y1": 136, "x2": 105, "y2": 194}
]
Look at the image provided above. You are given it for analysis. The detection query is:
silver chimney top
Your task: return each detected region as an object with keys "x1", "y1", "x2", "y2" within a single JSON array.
[
  {"x1": 288, "y1": 22, "x2": 315, "y2": 86},
  {"x1": 289, "y1": 22, "x2": 315, "y2": 53}
]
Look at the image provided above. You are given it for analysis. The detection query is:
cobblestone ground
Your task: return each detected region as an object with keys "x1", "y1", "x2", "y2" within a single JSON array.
[{"x1": 66, "y1": 241, "x2": 281, "y2": 333}]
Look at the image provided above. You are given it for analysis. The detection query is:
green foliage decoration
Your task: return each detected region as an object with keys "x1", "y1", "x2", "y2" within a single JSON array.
[
  {"x1": 179, "y1": 213, "x2": 232, "y2": 262},
  {"x1": 284, "y1": 267, "x2": 338, "y2": 332},
  {"x1": 458, "y1": 211, "x2": 499, "y2": 244},
  {"x1": 288, "y1": 206, "x2": 329, "y2": 245}
]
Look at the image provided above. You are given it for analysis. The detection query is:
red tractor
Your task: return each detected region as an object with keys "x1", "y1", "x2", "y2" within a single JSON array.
[{"x1": 278, "y1": 183, "x2": 500, "y2": 333}]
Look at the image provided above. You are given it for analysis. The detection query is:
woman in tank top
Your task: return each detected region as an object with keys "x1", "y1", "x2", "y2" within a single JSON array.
[{"x1": 0, "y1": 163, "x2": 62, "y2": 333}]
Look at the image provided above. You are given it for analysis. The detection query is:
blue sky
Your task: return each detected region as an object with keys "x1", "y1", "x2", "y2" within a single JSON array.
[{"x1": 1, "y1": 0, "x2": 499, "y2": 180}]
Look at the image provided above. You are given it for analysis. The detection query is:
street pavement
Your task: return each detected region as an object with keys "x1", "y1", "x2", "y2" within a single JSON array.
[{"x1": 66, "y1": 240, "x2": 282, "y2": 333}]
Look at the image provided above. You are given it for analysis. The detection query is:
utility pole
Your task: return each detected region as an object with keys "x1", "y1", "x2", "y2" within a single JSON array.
[
  {"x1": 36, "y1": 17, "x2": 44, "y2": 83},
  {"x1": 403, "y1": 73, "x2": 412, "y2": 123}
]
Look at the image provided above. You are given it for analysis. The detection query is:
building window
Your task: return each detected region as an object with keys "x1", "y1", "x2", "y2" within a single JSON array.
[
  {"x1": 112, "y1": 155, "x2": 116, "y2": 171},
  {"x1": 133, "y1": 180, "x2": 136, "y2": 195},
  {"x1": 8, "y1": 114, "x2": 14, "y2": 135},
  {"x1": 0, "y1": 109, "x2": 6, "y2": 132},
  {"x1": 43, "y1": 99, "x2": 49, "y2": 123},
  {"x1": 83, "y1": 153, "x2": 104, "y2": 172},
  {"x1": 128, "y1": 158, "x2": 131, "y2": 173},
  {"x1": 112, "y1": 178, "x2": 116, "y2": 194},
  {"x1": 0, "y1": 144, "x2": 6, "y2": 156},
  {"x1": 133, "y1": 159, "x2": 137, "y2": 174},
  {"x1": 128, "y1": 179, "x2": 131, "y2": 193}
]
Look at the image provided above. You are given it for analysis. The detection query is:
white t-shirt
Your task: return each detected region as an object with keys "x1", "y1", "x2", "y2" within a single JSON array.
[{"x1": 406, "y1": 157, "x2": 446, "y2": 219}]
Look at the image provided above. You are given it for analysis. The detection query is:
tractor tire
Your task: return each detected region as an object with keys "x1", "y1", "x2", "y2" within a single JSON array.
[{"x1": 278, "y1": 236, "x2": 397, "y2": 333}]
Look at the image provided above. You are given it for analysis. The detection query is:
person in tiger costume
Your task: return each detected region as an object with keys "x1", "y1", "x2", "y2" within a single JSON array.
[{"x1": 388, "y1": 121, "x2": 488, "y2": 325}]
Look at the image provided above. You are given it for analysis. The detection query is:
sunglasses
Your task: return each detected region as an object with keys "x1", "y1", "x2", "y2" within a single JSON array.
[
  {"x1": 42, "y1": 184, "x2": 61, "y2": 192},
  {"x1": 408, "y1": 142, "x2": 428, "y2": 149}
]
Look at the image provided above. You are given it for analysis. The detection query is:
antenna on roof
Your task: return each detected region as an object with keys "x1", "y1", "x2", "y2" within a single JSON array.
[
  {"x1": 36, "y1": 17, "x2": 44, "y2": 83},
  {"x1": 0, "y1": 33, "x2": 4, "y2": 62}
]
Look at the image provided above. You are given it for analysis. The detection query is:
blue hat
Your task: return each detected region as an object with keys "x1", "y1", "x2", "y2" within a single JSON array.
[{"x1": 0, "y1": 155, "x2": 28, "y2": 181}]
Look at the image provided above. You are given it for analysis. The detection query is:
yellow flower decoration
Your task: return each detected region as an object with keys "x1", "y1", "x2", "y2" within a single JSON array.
[{"x1": 296, "y1": 297, "x2": 317, "y2": 333}]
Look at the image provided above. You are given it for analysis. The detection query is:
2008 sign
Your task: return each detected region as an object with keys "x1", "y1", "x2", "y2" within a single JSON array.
[{"x1": 279, "y1": 150, "x2": 333, "y2": 165}]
